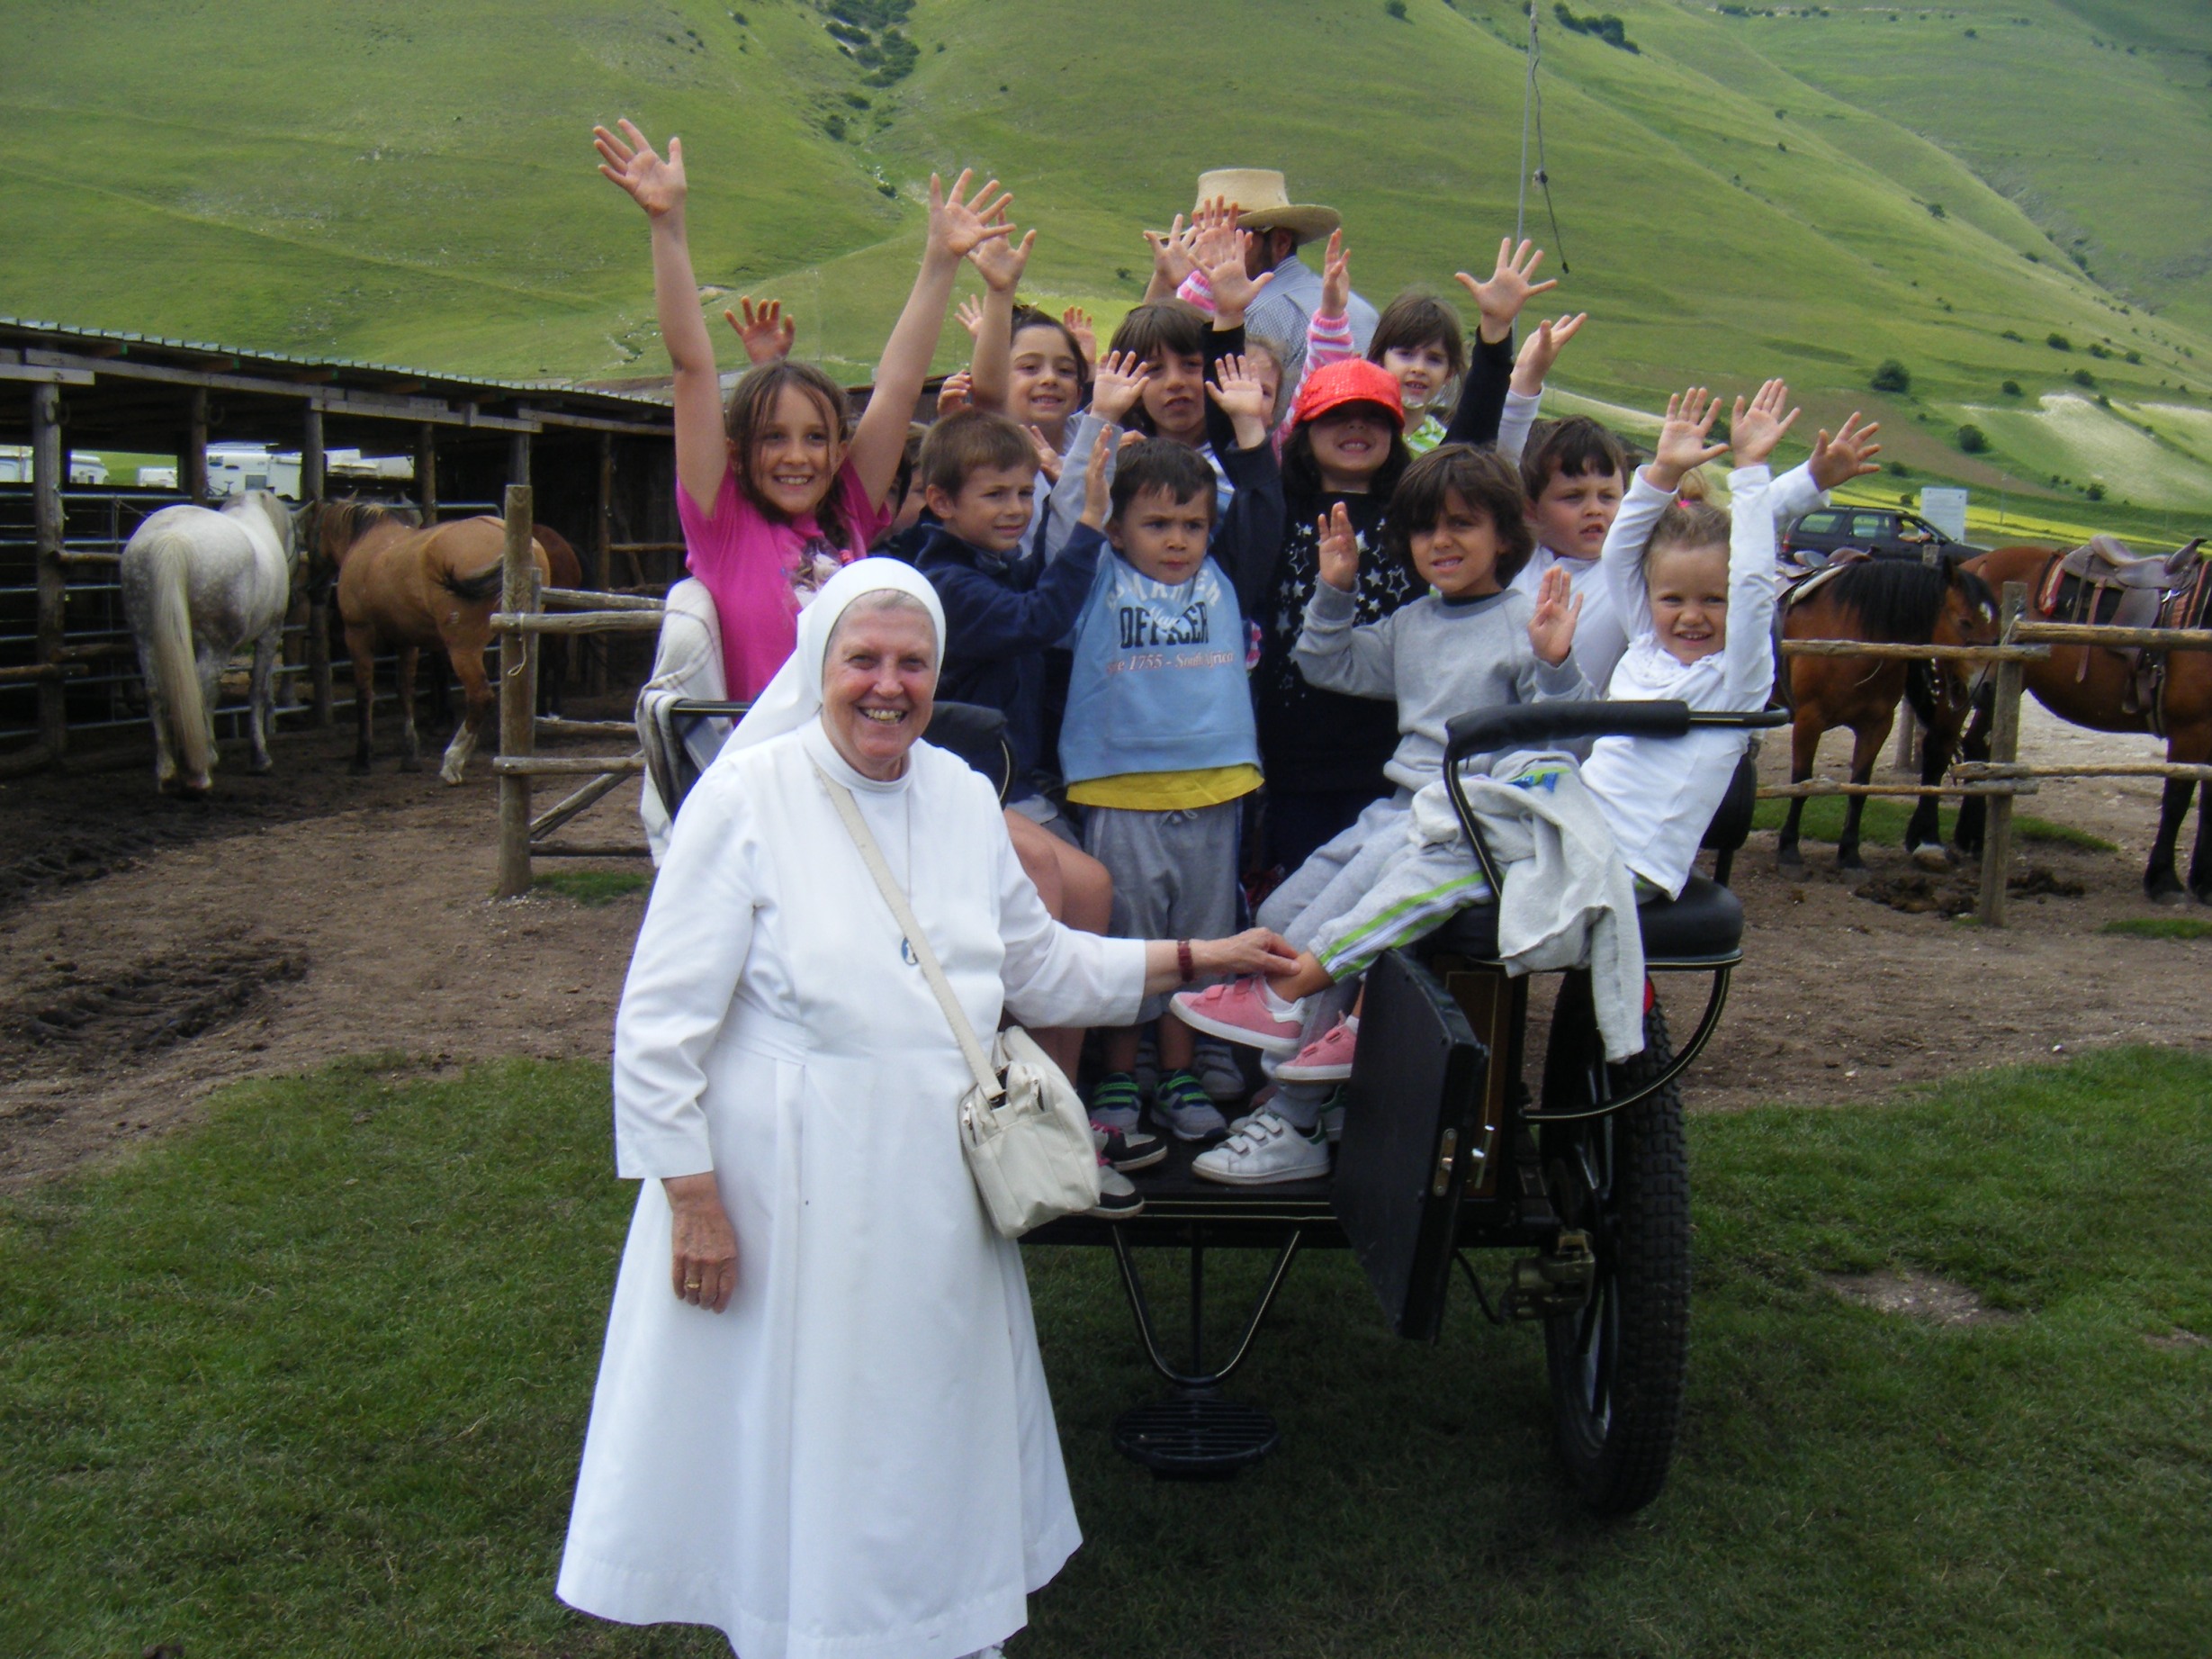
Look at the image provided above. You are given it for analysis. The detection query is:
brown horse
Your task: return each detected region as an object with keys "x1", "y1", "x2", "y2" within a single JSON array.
[
  {"x1": 1776, "y1": 555, "x2": 2000, "y2": 870},
  {"x1": 1956, "y1": 544, "x2": 2212, "y2": 901},
  {"x1": 310, "y1": 500, "x2": 550, "y2": 783}
]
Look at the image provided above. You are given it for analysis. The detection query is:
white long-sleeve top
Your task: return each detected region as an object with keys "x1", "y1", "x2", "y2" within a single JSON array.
[
  {"x1": 1508, "y1": 459, "x2": 1823, "y2": 697},
  {"x1": 1578, "y1": 464, "x2": 1778, "y2": 897}
]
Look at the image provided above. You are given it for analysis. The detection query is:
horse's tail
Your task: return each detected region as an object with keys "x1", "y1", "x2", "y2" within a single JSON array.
[
  {"x1": 440, "y1": 562, "x2": 506, "y2": 603},
  {"x1": 141, "y1": 527, "x2": 215, "y2": 783}
]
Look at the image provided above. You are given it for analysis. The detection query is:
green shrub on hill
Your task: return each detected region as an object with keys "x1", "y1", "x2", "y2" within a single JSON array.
[
  {"x1": 1553, "y1": 4, "x2": 1638, "y2": 52},
  {"x1": 1871, "y1": 359, "x2": 1911, "y2": 393}
]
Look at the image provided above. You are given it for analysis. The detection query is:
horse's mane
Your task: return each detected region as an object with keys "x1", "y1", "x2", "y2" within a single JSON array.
[
  {"x1": 1798, "y1": 557, "x2": 1992, "y2": 643},
  {"x1": 304, "y1": 496, "x2": 421, "y2": 569}
]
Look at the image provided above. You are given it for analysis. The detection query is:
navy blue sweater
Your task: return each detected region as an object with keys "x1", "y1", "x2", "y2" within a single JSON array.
[{"x1": 916, "y1": 524, "x2": 1105, "y2": 798}]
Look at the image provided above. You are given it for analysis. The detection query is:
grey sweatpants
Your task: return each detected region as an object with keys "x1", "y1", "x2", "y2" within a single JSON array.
[
  {"x1": 1084, "y1": 798, "x2": 1244, "y2": 1023},
  {"x1": 1258, "y1": 792, "x2": 1493, "y2": 982}
]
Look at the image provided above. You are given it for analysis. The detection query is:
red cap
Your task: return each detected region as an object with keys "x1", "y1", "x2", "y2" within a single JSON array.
[{"x1": 1292, "y1": 357, "x2": 1404, "y2": 428}]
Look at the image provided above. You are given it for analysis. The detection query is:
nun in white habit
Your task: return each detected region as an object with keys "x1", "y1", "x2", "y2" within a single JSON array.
[{"x1": 559, "y1": 559, "x2": 1295, "y2": 1658}]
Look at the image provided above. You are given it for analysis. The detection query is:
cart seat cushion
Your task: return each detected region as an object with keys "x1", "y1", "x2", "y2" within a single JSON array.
[{"x1": 1426, "y1": 874, "x2": 1743, "y2": 965}]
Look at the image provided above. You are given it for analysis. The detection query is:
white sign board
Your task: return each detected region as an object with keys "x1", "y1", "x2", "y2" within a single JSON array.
[{"x1": 1919, "y1": 487, "x2": 1969, "y2": 541}]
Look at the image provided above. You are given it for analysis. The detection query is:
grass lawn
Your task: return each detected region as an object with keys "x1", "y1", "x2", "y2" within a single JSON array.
[{"x1": 4, "y1": 1049, "x2": 2208, "y2": 1656}]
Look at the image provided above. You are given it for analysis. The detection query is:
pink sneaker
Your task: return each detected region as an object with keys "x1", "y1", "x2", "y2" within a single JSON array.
[
  {"x1": 1171, "y1": 978, "x2": 1305, "y2": 1057},
  {"x1": 1277, "y1": 1015, "x2": 1359, "y2": 1083}
]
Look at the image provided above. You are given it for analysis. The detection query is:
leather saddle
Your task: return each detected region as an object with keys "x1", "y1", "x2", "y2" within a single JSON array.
[
  {"x1": 2037, "y1": 536, "x2": 2211, "y2": 728},
  {"x1": 2055, "y1": 534, "x2": 2204, "y2": 591}
]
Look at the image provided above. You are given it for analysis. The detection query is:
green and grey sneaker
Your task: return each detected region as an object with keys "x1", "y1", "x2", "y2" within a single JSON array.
[
  {"x1": 1089, "y1": 1071, "x2": 1143, "y2": 1135},
  {"x1": 1152, "y1": 1068, "x2": 1230, "y2": 1143}
]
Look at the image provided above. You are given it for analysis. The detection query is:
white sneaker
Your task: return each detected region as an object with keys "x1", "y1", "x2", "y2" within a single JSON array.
[{"x1": 1191, "y1": 1109, "x2": 1331, "y2": 1186}]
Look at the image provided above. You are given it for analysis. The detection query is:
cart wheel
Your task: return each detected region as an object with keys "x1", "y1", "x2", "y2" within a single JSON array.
[{"x1": 1537, "y1": 979, "x2": 1689, "y2": 1516}]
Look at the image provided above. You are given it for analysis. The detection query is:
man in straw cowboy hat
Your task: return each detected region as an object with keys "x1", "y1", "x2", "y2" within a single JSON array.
[{"x1": 1197, "y1": 167, "x2": 1378, "y2": 379}]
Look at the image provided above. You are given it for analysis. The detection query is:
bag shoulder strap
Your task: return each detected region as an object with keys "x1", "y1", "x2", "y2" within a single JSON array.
[{"x1": 814, "y1": 763, "x2": 1003, "y2": 1103}]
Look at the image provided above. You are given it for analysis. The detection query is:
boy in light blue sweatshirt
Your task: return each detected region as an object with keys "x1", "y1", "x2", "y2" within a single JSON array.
[{"x1": 1060, "y1": 356, "x2": 1283, "y2": 1142}]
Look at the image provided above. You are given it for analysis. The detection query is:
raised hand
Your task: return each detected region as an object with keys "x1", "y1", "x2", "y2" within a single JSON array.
[
  {"x1": 1204, "y1": 230, "x2": 1275, "y2": 326},
  {"x1": 968, "y1": 219, "x2": 1035, "y2": 294},
  {"x1": 936, "y1": 370, "x2": 975, "y2": 419},
  {"x1": 1731, "y1": 378, "x2": 1801, "y2": 470},
  {"x1": 594, "y1": 118, "x2": 687, "y2": 219},
  {"x1": 1206, "y1": 352, "x2": 1274, "y2": 448},
  {"x1": 1316, "y1": 502, "x2": 1360, "y2": 592},
  {"x1": 927, "y1": 169, "x2": 1014, "y2": 265},
  {"x1": 1027, "y1": 426, "x2": 1065, "y2": 486},
  {"x1": 955, "y1": 295, "x2": 986, "y2": 340},
  {"x1": 1810, "y1": 410, "x2": 1883, "y2": 491},
  {"x1": 724, "y1": 296, "x2": 796, "y2": 365},
  {"x1": 1143, "y1": 213, "x2": 1198, "y2": 293},
  {"x1": 1510, "y1": 311, "x2": 1587, "y2": 396},
  {"x1": 1650, "y1": 387, "x2": 1731, "y2": 490},
  {"x1": 1190, "y1": 195, "x2": 1238, "y2": 274},
  {"x1": 1454, "y1": 237, "x2": 1559, "y2": 344},
  {"x1": 1090, "y1": 349, "x2": 1154, "y2": 424},
  {"x1": 1318, "y1": 230, "x2": 1352, "y2": 319},
  {"x1": 1078, "y1": 434, "x2": 1111, "y2": 529},
  {"x1": 1526, "y1": 564, "x2": 1584, "y2": 667},
  {"x1": 1062, "y1": 306, "x2": 1099, "y2": 369}
]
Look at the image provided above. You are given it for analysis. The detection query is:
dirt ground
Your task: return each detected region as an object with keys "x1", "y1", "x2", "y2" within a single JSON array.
[{"x1": 2, "y1": 698, "x2": 2207, "y2": 1188}]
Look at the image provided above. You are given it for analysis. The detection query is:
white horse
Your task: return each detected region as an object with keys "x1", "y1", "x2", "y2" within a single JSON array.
[{"x1": 120, "y1": 491, "x2": 300, "y2": 794}]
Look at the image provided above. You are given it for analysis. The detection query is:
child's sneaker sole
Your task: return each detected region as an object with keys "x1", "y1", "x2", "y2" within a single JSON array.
[{"x1": 1170, "y1": 997, "x2": 1305, "y2": 1058}]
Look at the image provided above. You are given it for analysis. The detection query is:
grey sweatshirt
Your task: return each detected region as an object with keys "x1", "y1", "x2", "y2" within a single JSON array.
[{"x1": 1293, "y1": 582, "x2": 1588, "y2": 790}]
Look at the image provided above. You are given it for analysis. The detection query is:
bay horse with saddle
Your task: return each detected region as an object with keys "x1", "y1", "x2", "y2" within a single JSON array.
[
  {"x1": 303, "y1": 500, "x2": 552, "y2": 783},
  {"x1": 1773, "y1": 549, "x2": 2000, "y2": 870},
  {"x1": 1954, "y1": 536, "x2": 2212, "y2": 901}
]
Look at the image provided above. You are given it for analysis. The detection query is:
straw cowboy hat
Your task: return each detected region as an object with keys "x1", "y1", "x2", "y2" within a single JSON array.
[{"x1": 1192, "y1": 168, "x2": 1342, "y2": 242}]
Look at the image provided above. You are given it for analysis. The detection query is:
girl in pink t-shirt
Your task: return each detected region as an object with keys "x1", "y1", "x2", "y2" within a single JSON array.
[{"x1": 595, "y1": 118, "x2": 1016, "y2": 700}]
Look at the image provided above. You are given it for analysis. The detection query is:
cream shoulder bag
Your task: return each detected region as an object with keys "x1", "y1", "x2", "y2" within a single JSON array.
[{"x1": 815, "y1": 765, "x2": 1100, "y2": 1239}]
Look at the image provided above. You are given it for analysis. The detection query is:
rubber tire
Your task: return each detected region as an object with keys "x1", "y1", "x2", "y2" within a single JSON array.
[{"x1": 1537, "y1": 981, "x2": 1690, "y2": 1517}]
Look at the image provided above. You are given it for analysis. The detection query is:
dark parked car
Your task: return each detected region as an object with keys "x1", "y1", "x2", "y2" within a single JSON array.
[{"x1": 1780, "y1": 506, "x2": 1986, "y2": 565}]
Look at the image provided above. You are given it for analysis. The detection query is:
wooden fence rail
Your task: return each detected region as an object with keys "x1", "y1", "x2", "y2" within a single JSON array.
[
  {"x1": 1767, "y1": 584, "x2": 2212, "y2": 924},
  {"x1": 490, "y1": 496, "x2": 665, "y2": 897}
]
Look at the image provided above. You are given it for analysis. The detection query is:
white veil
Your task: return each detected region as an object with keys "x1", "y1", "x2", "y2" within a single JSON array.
[{"x1": 723, "y1": 556, "x2": 947, "y2": 755}]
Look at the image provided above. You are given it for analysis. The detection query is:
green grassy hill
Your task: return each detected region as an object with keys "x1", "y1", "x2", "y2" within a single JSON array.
[{"x1": 4, "y1": 0, "x2": 2209, "y2": 519}]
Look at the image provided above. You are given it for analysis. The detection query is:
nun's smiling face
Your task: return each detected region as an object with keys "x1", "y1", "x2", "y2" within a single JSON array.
[{"x1": 821, "y1": 603, "x2": 938, "y2": 780}]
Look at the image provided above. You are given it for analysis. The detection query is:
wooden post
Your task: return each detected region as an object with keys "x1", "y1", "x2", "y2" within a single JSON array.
[
  {"x1": 1892, "y1": 701, "x2": 1919, "y2": 771},
  {"x1": 301, "y1": 401, "x2": 332, "y2": 726},
  {"x1": 31, "y1": 383, "x2": 67, "y2": 763},
  {"x1": 184, "y1": 386, "x2": 209, "y2": 503},
  {"x1": 508, "y1": 429, "x2": 531, "y2": 491},
  {"x1": 1974, "y1": 582, "x2": 2028, "y2": 927},
  {"x1": 590, "y1": 431, "x2": 615, "y2": 692},
  {"x1": 416, "y1": 423, "x2": 438, "y2": 524},
  {"x1": 495, "y1": 484, "x2": 538, "y2": 898}
]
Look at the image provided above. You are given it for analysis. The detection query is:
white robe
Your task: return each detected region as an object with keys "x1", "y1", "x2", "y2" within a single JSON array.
[{"x1": 559, "y1": 720, "x2": 1146, "y2": 1659}]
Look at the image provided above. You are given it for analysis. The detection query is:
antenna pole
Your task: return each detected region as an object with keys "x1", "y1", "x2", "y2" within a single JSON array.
[{"x1": 1516, "y1": 2, "x2": 1540, "y2": 241}]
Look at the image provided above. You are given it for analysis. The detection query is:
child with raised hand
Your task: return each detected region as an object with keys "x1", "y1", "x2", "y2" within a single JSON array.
[
  {"x1": 595, "y1": 118, "x2": 1008, "y2": 700},
  {"x1": 1578, "y1": 381, "x2": 1798, "y2": 896},
  {"x1": 1509, "y1": 392, "x2": 1879, "y2": 695},
  {"x1": 1042, "y1": 230, "x2": 1266, "y2": 552},
  {"x1": 1174, "y1": 391, "x2": 1799, "y2": 1155},
  {"x1": 956, "y1": 228, "x2": 1092, "y2": 458},
  {"x1": 1173, "y1": 443, "x2": 1587, "y2": 1177},
  {"x1": 1058, "y1": 356, "x2": 1286, "y2": 1142}
]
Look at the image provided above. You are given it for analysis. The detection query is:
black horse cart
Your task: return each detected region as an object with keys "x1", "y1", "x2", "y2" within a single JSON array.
[{"x1": 657, "y1": 697, "x2": 1783, "y2": 1517}]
